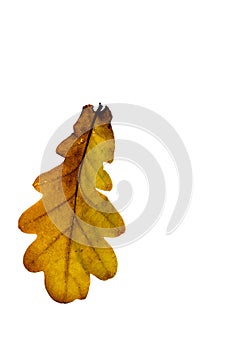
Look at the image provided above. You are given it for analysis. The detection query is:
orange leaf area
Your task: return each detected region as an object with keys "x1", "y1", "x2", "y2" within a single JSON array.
[{"x1": 18, "y1": 104, "x2": 125, "y2": 303}]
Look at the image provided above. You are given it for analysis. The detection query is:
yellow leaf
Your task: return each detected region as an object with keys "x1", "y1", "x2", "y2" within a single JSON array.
[{"x1": 18, "y1": 104, "x2": 125, "y2": 303}]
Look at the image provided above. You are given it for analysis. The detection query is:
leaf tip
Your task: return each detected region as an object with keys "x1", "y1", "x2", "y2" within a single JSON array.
[{"x1": 83, "y1": 104, "x2": 94, "y2": 110}]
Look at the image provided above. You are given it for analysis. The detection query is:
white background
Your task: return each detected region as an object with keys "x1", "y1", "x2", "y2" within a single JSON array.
[{"x1": 1, "y1": 1, "x2": 233, "y2": 349}]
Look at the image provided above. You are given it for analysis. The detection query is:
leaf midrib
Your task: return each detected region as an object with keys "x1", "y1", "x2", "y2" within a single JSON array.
[{"x1": 64, "y1": 104, "x2": 103, "y2": 296}]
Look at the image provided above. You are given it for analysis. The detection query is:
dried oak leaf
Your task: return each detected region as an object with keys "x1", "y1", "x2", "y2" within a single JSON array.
[{"x1": 18, "y1": 104, "x2": 125, "y2": 303}]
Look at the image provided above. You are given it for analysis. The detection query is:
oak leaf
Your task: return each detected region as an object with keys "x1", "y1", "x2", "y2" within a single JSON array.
[{"x1": 18, "y1": 104, "x2": 125, "y2": 303}]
